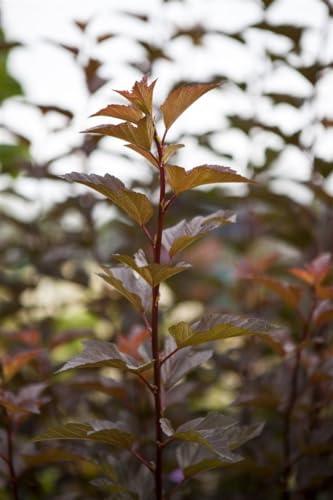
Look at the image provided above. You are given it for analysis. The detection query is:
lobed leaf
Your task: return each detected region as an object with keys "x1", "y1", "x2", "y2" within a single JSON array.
[
  {"x1": 173, "y1": 412, "x2": 263, "y2": 464},
  {"x1": 99, "y1": 266, "x2": 151, "y2": 311},
  {"x1": 162, "y1": 144, "x2": 184, "y2": 163},
  {"x1": 115, "y1": 251, "x2": 191, "y2": 286},
  {"x1": 115, "y1": 76, "x2": 157, "y2": 114},
  {"x1": 161, "y1": 82, "x2": 221, "y2": 130},
  {"x1": 125, "y1": 143, "x2": 159, "y2": 168},
  {"x1": 35, "y1": 420, "x2": 135, "y2": 449},
  {"x1": 61, "y1": 172, "x2": 153, "y2": 226},
  {"x1": 83, "y1": 116, "x2": 154, "y2": 150},
  {"x1": 166, "y1": 164, "x2": 251, "y2": 194},
  {"x1": 169, "y1": 314, "x2": 275, "y2": 348},
  {"x1": 91, "y1": 104, "x2": 143, "y2": 123},
  {"x1": 162, "y1": 337, "x2": 212, "y2": 390},
  {"x1": 162, "y1": 210, "x2": 235, "y2": 257},
  {"x1": 56, "y1": 340, "x2": 152, "y2": 374}
]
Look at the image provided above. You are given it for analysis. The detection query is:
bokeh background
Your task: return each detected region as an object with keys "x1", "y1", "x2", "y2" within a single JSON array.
[{"x1": 1, "y1": 0, "x2": 333, "y2": 499}]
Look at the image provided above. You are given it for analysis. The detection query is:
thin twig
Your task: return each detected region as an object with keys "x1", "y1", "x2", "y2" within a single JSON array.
[
  {"x1": 142, "y1": 224, "x2": 154, "y2": 244},
  {"x1": 0, "y1": 452, "x2": 9, "y2": 465},
  {"x1": 130, "y1": 448, "x2": 155, "y2": 473},
  {"x1": 160, "y1": 348, "x2": 179, "y2": 366},
  {"x1": 6, "y1": 414, "x2": 19, "y2": 500},
  {"x1": 135, "y1": 371, "x2": 156, "y2": 394},
  {"x1": 142, "y1": 310, "x2": 152, "y2": 333}
]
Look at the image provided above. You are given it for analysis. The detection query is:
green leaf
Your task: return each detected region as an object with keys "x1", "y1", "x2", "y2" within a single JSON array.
[
  {"x1": 56, "y1": 340, "x2": 152, "y2": 374},
  {"x1": 162, "y1": 210, "x2": 235, "y2": 256},
  {"x1": 115, "y1": 250, "x2": 191, "y2": 286},
  {"x1": 62, "y1": 173, "x2": 153, "y2": 226},
  {"x1": 35, "y1": 420, "x2": 135, "y2": 449},
  {"x1": 83, "y1": 116, "x2": 154, "y2": 150},
  {"x1": 0, "y1": 143, "x2": 30, "y2": 176},
  {"x1": 166, "y1": 164, "x2": 251, "y2": 194},
  {"x1": 0, "y1": 31, "x2": 23, "y2": 103},
  {"x1": 91, "y1": 104, "x2": 143, "y2": 123},
  {"x1": 161, "y1": 82, "x2": 221, "y2": 130},
  {"x1": 99, "y1": 267, "x2": 151, "y2": 311},
  {"x1": 169, "y1": 314, "x2": 275, "y2": 347}
]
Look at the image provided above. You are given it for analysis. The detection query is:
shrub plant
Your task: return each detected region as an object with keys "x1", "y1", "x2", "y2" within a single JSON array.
[{"x1": 34, "y1": 77, "x2": 277, "y2": 499}]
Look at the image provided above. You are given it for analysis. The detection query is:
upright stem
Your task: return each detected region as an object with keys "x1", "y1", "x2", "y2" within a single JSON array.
[
  {"x1": 151, "y1": 133, "x2": 166, "y2": 500},
  {"x1": 282, "y1": 294, "x2": 316, "y2": 499},
  {"x1": 6, "y1": 414, "x2": 19, "y2": 500}
]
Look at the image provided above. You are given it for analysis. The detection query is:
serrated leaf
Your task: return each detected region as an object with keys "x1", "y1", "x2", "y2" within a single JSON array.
[
  {"x1": 166, "y1": 164, "x2": 251, "y2": 194},
  {"x1": 23, "y1": 448, "x2": 94, "y2": 467},
  {"x1": 35, "y1": 421, "x2": 135, "y2": 449},
  {"x1": 161, "y1": 82, "x2": 221, "y2": 130},
  {"x1": 56, "y1": 340, "x2": 152, "y2": 374},
  {"x1": 115, "y1": 251, "x2": 191, "y2": 286},
  {"x1": 115, "y1": 76, "x2": 157, "y2": 114},
  {"x1": 99, "y1": 267, "x2": 151, "y2": 311},
  {"x1": 91, "y1": 104, "x2": 143, "y2": 123},
  {"x1": 83, "y1": 116, "x2": 154, "y2": 150},
  {"x1": 162, "y1": 337, "x2": 212, "y2": 389},
  {"x1": 162, "y1": 210, "x2": 235, "y2": 256},
  {"x1": 174, "y1": 412, "x2": 263, "y2": 462},
  {"x1": 162, "y1": 144, "x2": 184, "y2": 163},
  {"x1": 169, "y1": 314, "x2": 275, "y2": 347},
  {"x1": 125, "y1": 144, "x2": 159, "y2": 168},
  {"x1": 62, "y1": 173, "x2": 153, "y2": 226}
]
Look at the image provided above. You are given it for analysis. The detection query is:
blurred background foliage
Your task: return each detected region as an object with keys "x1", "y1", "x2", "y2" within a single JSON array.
[{"x1": 1, "y1": 0, "x2": 333, "y2": 498}]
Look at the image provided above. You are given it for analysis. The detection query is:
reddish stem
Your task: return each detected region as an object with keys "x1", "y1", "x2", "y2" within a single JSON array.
[
  {"x1": 6, "y1": 414, "x2": 19, "y2": 500},
  {"x1": 151, "y1": 131, "x2": 166, "y2": 500},
  {"x1": 160, "y1": 347, "x2": 180, "y2": 366},
  {"x1": 282, "y1": 292, "x2": 317, "y2": 499}
]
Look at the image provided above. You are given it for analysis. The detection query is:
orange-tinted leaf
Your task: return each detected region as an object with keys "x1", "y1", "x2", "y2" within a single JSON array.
[
  {"x1": 316, "y1": 285, "x2": 333, "y2": 300},
  {"x1": 14, "y1": 329, "x2": 41, "y2": 347},
  {"x1": 245, "y1": 275, "x2": 301, "y2": 308},
  {"x1": 91, "y1": 104, "x2": 143, "y2": 123},
  {"x1": 162, "y1": 144, "x2": 184, "y2": 163},
  {"x1": 125, "y1": 143, "x2": 159, "y2": 168},
  {"x1": 166, "y1": 164, "x2": 251, "y2": 194},
  {"x1": 2, "y1": 349, "x2": 42, "y2": 382},
  {"x1": 161, "y1": 82, "x2": 221, "y2": 130},
  {"x1": 290, "y1": 253, "x2": 332, "y2": 286},
  {"x1": 289, "y1": 268, "x2": 314, "y2": 285},
  {"x1": 115, "y1": 76, "x2": 157, "y2": 114},
  {"x1": 117, "y1": 329, "x2": 150, "y2": 359},
  {"x1": 83, "y1": 116, "x2": 154, "y2": 150},
  {"x1": 62, "y1": 173, "x2": 153, "y2": 226}
]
